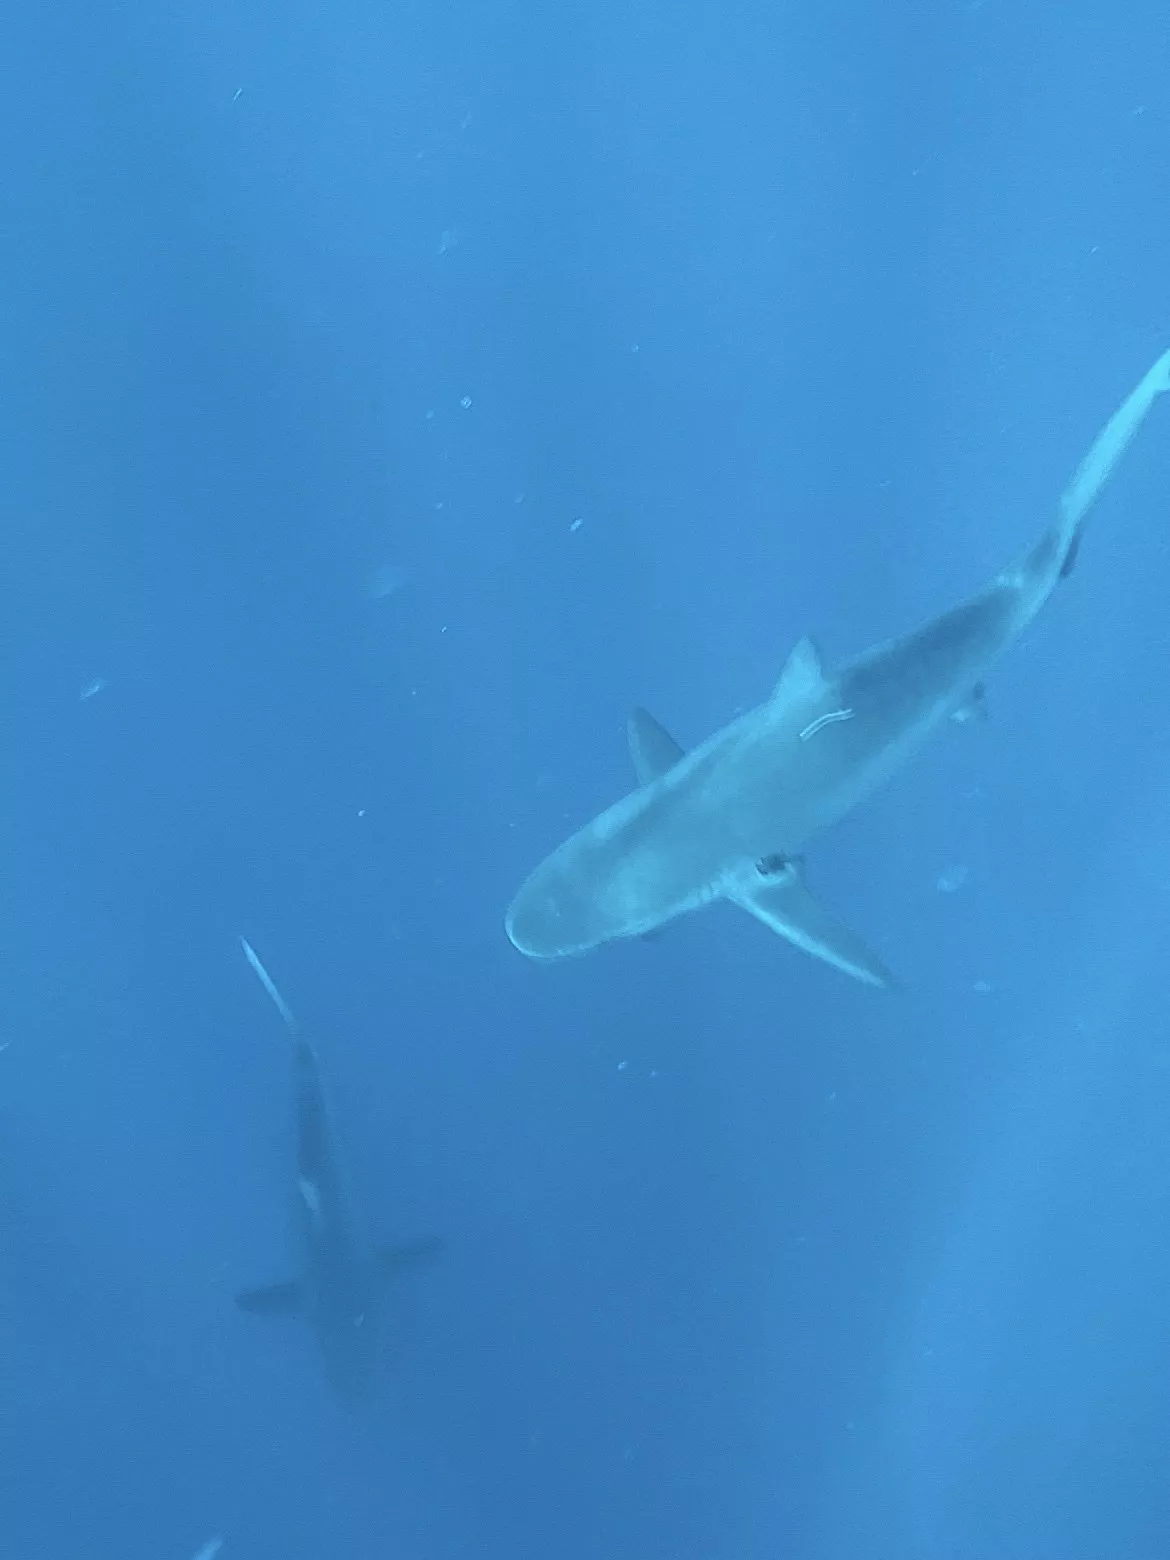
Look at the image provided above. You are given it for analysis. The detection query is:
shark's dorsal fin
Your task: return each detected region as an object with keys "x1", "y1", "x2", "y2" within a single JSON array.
[
  {"x1": 627, "y1": 708, "x2": 686, "y2": 786},
  {"x1": 236, "y1": 1279, "x2": 304, "y2": 1317},
  {"x1": 375, "y1": 1235, "x2": 445, "y2": 1281},
  {"x1": 773, "y1": 636, "x2": 829, "y2": 706},
  {"x1": 725, "y1": 858, "x2": 896, "y2": 989}
]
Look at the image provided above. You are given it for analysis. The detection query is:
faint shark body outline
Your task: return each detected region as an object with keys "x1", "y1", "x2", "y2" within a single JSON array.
[
  {"x1": 506, "y1": 350, "x2": 1170, "y2": 985},
  {"x1": 235, "y1": 939, "x2": 442, "y2": 1406}
]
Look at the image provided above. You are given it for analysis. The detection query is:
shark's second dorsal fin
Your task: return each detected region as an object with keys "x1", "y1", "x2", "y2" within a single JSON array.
[
  {"x1": 627, "y1": 708, "x2": 686, "y2": 786},
  {"x1": 773, "y1": 636, "x2": 829, "y2": 706}
]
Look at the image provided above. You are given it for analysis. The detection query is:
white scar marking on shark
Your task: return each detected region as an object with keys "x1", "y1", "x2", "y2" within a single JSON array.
[{"x1": 799, "y1": 708, "x2": 855, "y2": 741}]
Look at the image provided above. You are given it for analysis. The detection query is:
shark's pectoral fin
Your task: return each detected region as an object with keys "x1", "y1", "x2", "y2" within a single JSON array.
[
  {"x1": 235, "y1": 1279, "x2": 304, "y2": 1317},
  {"x1": 376, "y1": 1235, "x2": 445, "y2": 1280},
  {"x1": 627, "y1": 707, "x2": 686, "y2": 785},
  {"x1": 727, "y1": 863, "x2": 896, "y2": 989}
]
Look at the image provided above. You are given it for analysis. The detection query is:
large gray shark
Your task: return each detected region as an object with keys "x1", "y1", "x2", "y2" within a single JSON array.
[
  {"x1": 235, "y1": 939, "x2": 442, "y2": 1406},
  {"x1": 507, "y1": 350, "x2": 1170, "y2": 986}
]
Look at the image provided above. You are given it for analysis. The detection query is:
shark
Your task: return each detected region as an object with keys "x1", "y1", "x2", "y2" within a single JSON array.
[
  {"x1": 235, "y1": 938, "x2": 442, "y2": 1406},
  {"x1": 506, "y1": 349, "x2": 1170, "y2": 986}
]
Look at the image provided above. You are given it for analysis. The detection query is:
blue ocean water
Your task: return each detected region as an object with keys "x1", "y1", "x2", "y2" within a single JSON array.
[{"x1": 3, "y1": 2, "x2": 1170, "y2": 1556}]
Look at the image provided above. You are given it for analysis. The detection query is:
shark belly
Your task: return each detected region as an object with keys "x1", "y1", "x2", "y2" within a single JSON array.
[
  {"x1": 507, "y1": 706, "x2": 853, "y2": 958},
  {"x1": 506, "y1": 779, "x2": 730, "y2": 957},
  {"x1": 306, "y1": 1240, "x2": 381, "y2": 1406}
]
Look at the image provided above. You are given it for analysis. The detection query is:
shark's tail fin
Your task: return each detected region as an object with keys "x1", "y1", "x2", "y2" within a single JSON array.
[
  {"x1": 1006, "y1": 348, "x2": 1170, "y2": 622},
  {"x1": 1054, "y1": 347, "x2": 1170, "y2": 582},
  {"x1": 1058, "y1": 348, "x2": 1170, "y2": 546}
]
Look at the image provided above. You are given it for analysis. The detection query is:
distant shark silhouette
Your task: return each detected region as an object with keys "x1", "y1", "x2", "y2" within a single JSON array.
[
  {"x1": 507, "y1": 350, "x2": 1170, "y2": 985},
  {"x1": 235, "y1": 939, "x2": 442, "y2": 1406}
]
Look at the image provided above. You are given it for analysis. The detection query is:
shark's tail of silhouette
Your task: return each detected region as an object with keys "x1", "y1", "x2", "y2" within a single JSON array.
[{"x1": 239, "y1": 936, "x2": 301, "y2": 1035}]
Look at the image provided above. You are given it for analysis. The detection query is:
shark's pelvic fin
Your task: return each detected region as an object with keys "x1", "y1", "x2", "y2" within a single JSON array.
[
  {"x1": 375, "y1": 1236, "x2": 446, "y2": 1279},
  {"x1": 772, "y1": 635, "x2": 829, "y2": 705},
  {"x1": 726, "y1": 862, "x2": 896, "y2": 989},
  {"x1": 235, "y1": 1279, "x2": 304, "y2": 1317},
  {"x1": 627, "y1": 707, "x2": 687, "y2": 785}
]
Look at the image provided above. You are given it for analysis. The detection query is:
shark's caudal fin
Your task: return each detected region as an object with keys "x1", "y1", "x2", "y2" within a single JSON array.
[
  {"x1": 1011, "y1": 348, "x2": 1170, "y2": 609},
  {"x1": 626, "y1": 708, "x2": 895, "y2": 986},
  {"x1": 239, "y1": 937, "x2": 300, "y2": 1034},
  {"x1": 236, "y1": 1279, "x2": 304, "y2": 1317},
  {"x1": 1059, "y1": 348, "x2": 1170, "y2": 543}
]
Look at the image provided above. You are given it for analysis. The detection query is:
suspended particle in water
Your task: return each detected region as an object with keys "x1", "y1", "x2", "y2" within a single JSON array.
[
  {"x1": 368, "y1": 564, "x2": 410, "y2": 601},
  {"x1": 936, "y1": 864, "x2": 969, "y2": 894}
]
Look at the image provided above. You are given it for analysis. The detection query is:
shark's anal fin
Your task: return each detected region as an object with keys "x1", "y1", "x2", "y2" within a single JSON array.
[
  {"x1": 627, "y1": 708, "x2": 686, "y2": 785},
  {"x1": 235, "y1": 1279, "x2": 304, "y2": 1317},
  {"x1": 376, "y1": 1236, "x2": 446, "y2": 1279},
  {"x1": 727, "y1": 863, "x2": 896, "y2": 990}
]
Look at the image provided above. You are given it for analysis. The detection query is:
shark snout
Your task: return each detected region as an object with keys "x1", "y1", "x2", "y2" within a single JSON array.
[
  {"x1": 505, "y1": 875, "x2": 576, "y2": 959},
  {"x1": 505, "y1": 851, "x2": 610, "y2": 960}
]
